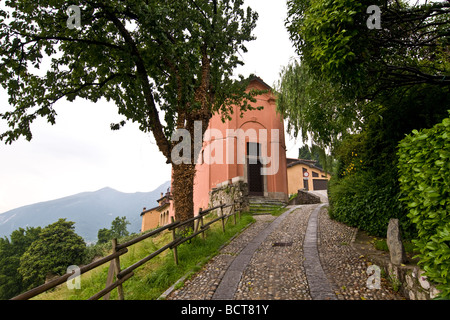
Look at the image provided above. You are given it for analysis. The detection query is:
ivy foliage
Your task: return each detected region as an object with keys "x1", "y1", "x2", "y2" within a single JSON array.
[{"x1": 398, "y1": 114, "x2": 450, "y2": 299}]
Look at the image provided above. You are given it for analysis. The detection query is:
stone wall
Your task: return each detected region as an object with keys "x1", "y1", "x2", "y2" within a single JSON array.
[
  {"x1": 288, "y1": 190, "x2": 321, "y2": 205},
  {"x1": 209, "y1": 180, "x2": 249, "y2": 215},
  {"x1": 384, "y1": 219, "x2": 441, "y2": 299},
  {"x1": 368, "y1": 254, "x2": 441, "y2": 300},
  {"x1": 354, "y1": 230, "x2": 441, "y2": 300}
]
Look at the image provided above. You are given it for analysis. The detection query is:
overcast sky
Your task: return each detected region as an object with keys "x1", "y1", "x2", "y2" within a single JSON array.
[{"x1": 0, "y1": 0, "x2": 301, "y2": 213}]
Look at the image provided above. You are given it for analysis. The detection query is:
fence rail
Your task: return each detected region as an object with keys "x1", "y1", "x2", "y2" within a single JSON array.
[{"x1": 10, "y1": 201, "x2": 241, "y2": 300}]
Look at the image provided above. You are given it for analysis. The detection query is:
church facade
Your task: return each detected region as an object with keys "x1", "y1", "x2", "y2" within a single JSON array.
[{"x1": 141, "y1": 77, "x2": 289, "y2": 232}]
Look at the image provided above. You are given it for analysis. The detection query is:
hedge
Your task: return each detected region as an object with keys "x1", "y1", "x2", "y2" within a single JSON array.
[
  {"x1": 397, "y1": 113, "x2": 450, "y2": 299},
  {"x1": 328, "y1": 168, "x2": 414, "y2": 239}
]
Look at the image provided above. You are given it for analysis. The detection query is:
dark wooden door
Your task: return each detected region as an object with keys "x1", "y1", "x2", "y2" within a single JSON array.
[
  {"x1": 247, "y1": 142, "x2": 263, "y2": 196},
  {"x1": 248, "y1": 160, "x2": 263, "y2": 196},
  {"x1": 303, "y1": 178, "x2": 309, "y2": 191}
]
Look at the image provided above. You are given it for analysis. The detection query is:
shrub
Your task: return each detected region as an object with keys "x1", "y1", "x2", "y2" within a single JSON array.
[
  {"x1": 18, "y1": 219, "x2": 86, "y2": 290},
  {"x1": 328, "y1": 168, "x2": 415, "y2": 239},
  {"x1": 397, "y1": 113, "x2": 450, "y2": 299}
]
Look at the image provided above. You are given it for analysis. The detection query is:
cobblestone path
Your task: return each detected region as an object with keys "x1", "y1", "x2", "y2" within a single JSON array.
[{"x1": 167, "y1": 202, "x2": 404, "y2": 300}]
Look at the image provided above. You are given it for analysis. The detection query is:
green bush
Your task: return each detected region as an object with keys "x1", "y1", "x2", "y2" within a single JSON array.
[
  {"x1": 328, "y1": 169, "x2": 415, "y2": 239},
  {"x1": 397, "y1": 113, "x2": 450, "y2": 299},
  {"x1": 18, "y1": 219, "x2": 86, "y2": 290}
]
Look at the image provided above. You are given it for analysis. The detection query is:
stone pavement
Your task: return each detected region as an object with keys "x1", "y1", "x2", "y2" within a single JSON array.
[{"x1": 166, "y1": 198, "x2": 404, "y2": 300}]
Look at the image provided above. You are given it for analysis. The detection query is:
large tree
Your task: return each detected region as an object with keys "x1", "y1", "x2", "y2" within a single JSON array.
[
  {"x1": 110, "y1": 216, "x2": 130, "y2": 238},
  {"x1": 0, "y1": 226, "x2": 41, "y2": 299},
  {"x1": 97, "y1": 216, "x2": 130, "y2": 244},
  {"x1": 276, "y1": 60, "x2": 361, "y2": 149},
  {"x1": 280, "y1": 0, "x2": 449, "y2": 149},
  {"x1": 0, "y1": 0, "x2": 259, "y2": 223},
  {"x1": 279, "y1": 0, "x2": 449, "y2": 243},
  {"x1": 18, "y1": 219, "x2": 86, "y2": 290},
  {"x1": 285, "y1": 0, "x2": 449, "y2": 100}
]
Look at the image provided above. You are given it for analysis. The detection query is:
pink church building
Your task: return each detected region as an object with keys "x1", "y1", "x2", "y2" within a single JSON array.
[{"x1": 141, "y1": 77, "x2": 289, "y2": 232}]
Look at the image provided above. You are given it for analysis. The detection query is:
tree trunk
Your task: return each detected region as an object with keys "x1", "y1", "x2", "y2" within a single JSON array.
[
  {"x1": 168, "y1": 48, "x2": 211, "y2": 226},
  {"x1": 171, "y1": 162, "x2": 196, "y2": 226}
]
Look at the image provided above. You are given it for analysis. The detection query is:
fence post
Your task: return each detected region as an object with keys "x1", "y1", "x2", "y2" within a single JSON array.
[
  {"x1": 199, "y1": 208, "x2": 205, "y2": 240},
  {"x1": 112, "y1": 238, "x2": 125, "y2": 300},
  {"x1": 238, "y1": 200, "x2": 242, "y2": 220},
  {"x1": 104, "y1": 239, "x2": 124, "y2": 300},
  {"x1": 103, "y1": 260, "x2": 115, "y2": 300},
  {"x1": 171, "y1": 217, "x2": 179, "y2": 265},
  {"x1": 233, "y1": 202, "x2": 237, "y2": 225},
  {"x1": 220, "y1": 202, "x2": 225, "y2": 233}
]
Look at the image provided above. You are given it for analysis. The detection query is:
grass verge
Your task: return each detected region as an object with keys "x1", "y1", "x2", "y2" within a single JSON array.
[{"x1": 33, "y1": 213, "x2": 255, "y2": 300}]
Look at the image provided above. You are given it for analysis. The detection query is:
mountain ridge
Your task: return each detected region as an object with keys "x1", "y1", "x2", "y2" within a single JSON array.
[{"x1": 0, "y1": 181, "x2": 171, "y2": 243}]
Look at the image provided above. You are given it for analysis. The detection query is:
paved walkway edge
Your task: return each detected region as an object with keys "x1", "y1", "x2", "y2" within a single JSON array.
[
  {"x1": 212, "y1": 205, "x2": 301, "y2": 300},
  {"x1": 303, "y1": 203, "x2": 337, "y2": 300}
]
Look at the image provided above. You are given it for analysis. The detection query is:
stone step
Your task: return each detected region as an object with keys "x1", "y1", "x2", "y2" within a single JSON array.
[
  {"x1": 249, "y1": 202, "x2": 283, "y2": 205},
  {"x1": 249, "y1": 202, "x2": 284, "y2": 207},
  {"x1": 250, "y1": 203, "x2": 286, "y2": 208},
  {"x1": 249, "y1": 205, "x2": 282, "y2": 212},
  {"x1": 248, "y1": 199, "x2": 286, "y2": 216},
  {"x1": 248, "y1": 198, "x2": 286, "y2": 206},
  {"x1": 250, "y1": 212, "x2": 274, "y2": 216},
  {"x1": 249, "y1": 204, "x2": 285, "y2": 209},
  {"x1": 248, "y1": 197, "x2": 284, "y2": 201},
  {"x1": 247, "y1": 197, "x2": 286, "y2": 216}
]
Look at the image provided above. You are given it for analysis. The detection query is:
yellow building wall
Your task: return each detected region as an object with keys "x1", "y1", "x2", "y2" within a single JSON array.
[
  {"x1": 141, "y1": 209, "x2": 160, "y2": 232},
  {"x1": 287, "y1": 165, "x2": 302, "y2": 195},
  {"x1": 287, "y1": 164, "x2": 331, "y2": 195}
]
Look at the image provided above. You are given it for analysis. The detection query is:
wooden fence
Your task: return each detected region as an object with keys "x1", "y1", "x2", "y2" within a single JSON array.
[{"x1": 11, "y1": 201, "x2": 241, "y2": 300}]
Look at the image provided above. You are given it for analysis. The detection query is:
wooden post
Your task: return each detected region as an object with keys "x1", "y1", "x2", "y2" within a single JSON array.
[
  {"x1": 104, "y1": 239, "x2": 124, "y2": 300},
  {"x1": 171, "y1": 217, "x2": 179, "y2": 265},
  {"x1": 220, "y1": 203, "x2": 225, "y2": 233},
  {"x1": 194, "y1": 217, "x2": 199, "y2": 233},
  {"x1": 199, "y1": 208, "x2": 205, "y2": 240},
  {"x1": 112, "y1": 239, "x2": 125, "y2": 300},
  {"x1": 233, "y1": 202, "x2": 237, "y2": 225},
  {"x1": 238, "y1": 200, "x2": 242, "y2": 220},
  {"x1": 103, "y1": 259, "x2": 115, "y2": 300}
]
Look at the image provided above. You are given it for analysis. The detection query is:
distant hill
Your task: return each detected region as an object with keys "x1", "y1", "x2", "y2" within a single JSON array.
[{"x1": 0, "y1": 181, "x2": 171, "y2": 243}]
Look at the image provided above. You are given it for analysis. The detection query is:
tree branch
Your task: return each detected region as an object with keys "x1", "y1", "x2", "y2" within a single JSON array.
[
  {"x1": 101, "y1": 5, "x2": 172, "y2": 161},
  {"x1": 29, "y1": 35, "x2": 124, "y2": 51}
]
